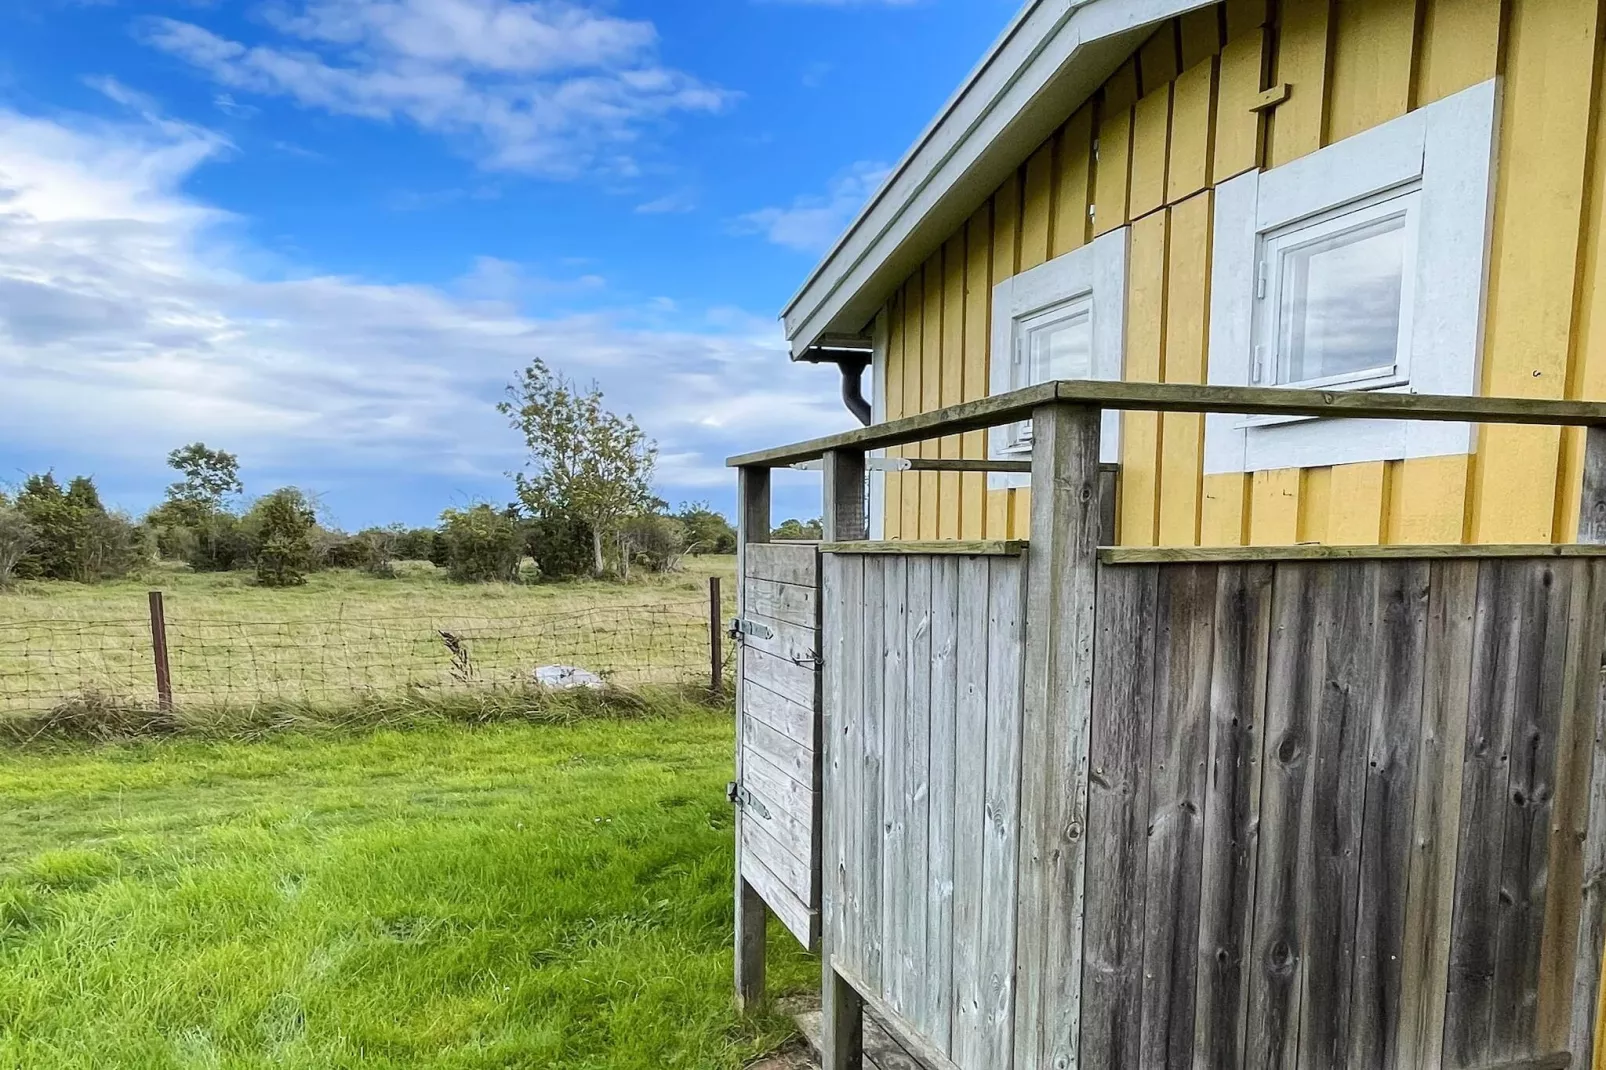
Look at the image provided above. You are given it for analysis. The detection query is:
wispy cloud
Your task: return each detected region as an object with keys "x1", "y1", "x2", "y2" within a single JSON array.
[
  {"x1": 735, "y1": 160, "x2": 889, "y2": 253},
  {"x1": 138, "y1": 0, "x2": 735, "y2": 176},
  {"x1": 0, "y1": 105, "x2": 847, "y2": 507}
]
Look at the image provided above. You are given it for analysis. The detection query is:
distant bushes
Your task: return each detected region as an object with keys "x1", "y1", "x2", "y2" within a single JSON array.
[
  {"x1": 438, "y1": 505, "x2": 523, "y2": 583},
  {"x1": 3, "y1": 475, "x2": 142, "y2": 584}
]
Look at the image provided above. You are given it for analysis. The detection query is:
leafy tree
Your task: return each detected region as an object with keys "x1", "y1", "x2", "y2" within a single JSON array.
[
  {"x1": 500, "y1": 359, "x2": 657, "y2": 577},
  {"x1": 246, "y1": 488, "x2": 318, "y2": 587},
  {"x1": 617, "y1": 514, "x2": 687, "y2": 577},
  {"x1": 164, "y1": 443, "x2": 243, "y2": 515},
  {"x1": 393, "y1": 527, "x2": 441, "y2": 562},
  {"x1": 674, "y1": 502, "x2": 736, "y2": 554},
  {"x1": 439, "y1": 505, "x2": 523, "y2": 583},
  {"x1": 524, "y1": 515, "x2": 592, "y2": 581},
  {"x1": 13, "y1": 474, "x2": 140, "y2": 582},
  {"x1": 771, "y1": 517, "x2": 824, "y2": 541},
  {"x1": 0, "y1": 496, "x2": 34, "y2": 588}
]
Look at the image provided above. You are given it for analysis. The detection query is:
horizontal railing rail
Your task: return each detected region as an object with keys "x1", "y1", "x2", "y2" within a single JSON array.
[{"x1": 726, "y1": 380, "x2": 1606, "y2": 469}]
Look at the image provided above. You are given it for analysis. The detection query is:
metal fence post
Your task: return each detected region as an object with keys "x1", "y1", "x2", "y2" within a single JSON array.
[
  {"x1": 148, "y1": 591, "x2": 173, "y2": 711},
  {"x1": 709, "y1": 576, "x2": 723, "y2": 698}
]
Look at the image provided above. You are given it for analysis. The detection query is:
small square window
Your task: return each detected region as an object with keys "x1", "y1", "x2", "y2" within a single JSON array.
[
  {"x1": 1257, "y1": 188, "x2": 1420, "y2": 391},
  {"x1": 1011, "y1": 296, "x2": 1093, "y2": 446}
]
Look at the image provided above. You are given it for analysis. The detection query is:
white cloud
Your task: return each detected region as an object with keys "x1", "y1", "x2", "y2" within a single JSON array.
[
  {"x1": 735, "y1": 160, "x2": 889, "y2": 254},
  {"x1": 138, "y1": 0, "x2": 734, "y2": 175},
  {"x1": 0, "y1": 106, "x2": 848, "y2": 507}
]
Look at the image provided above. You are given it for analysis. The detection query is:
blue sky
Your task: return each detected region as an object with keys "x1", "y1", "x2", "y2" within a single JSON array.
[{"x1": 0, "y1": 0, "x2": 1016, "y2": 528}]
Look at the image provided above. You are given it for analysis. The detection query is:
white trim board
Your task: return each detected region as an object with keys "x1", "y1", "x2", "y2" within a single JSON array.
[
  {"x1": 780, "y1": 0, "x2": 1219, "y2": 357},
  {"x1": 1203, "y1": 78, "x2": 1501, "y2": 475}
]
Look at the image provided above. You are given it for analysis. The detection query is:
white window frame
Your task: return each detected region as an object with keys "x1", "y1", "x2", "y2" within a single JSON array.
[
  {"x1": 1204, "y1": 77, "x2": 1500, "y2": 476},
  {"x1": 989, "y1": 226, "x2": 1127, "y2": 489}
]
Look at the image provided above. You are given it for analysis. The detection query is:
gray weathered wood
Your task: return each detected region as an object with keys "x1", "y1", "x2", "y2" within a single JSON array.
[
  {"x1": 821, "y1": 540, "x2": 1028, "y2": 556},
  {"x1": 742, "y1": 611, "x2": 822, "y2": 674},
  {"x1": 861, "y1": 557, "x2": 886, "y2": 992},
  {"x1": 1014, "y1": 403, "x2": 1103, "y2": 1070},
  {"x1": 1578, "y1": 425, "x2": 1606, "y2": 545},
  {"x1": 949, "y1": 555, "x2": 991, "y2": 1064},
  {"x1": 925, "y1": 557, "x2": 958, "y2": 1053},
  {"x1": 748, "y1": 577, "x2": 819, "y2": 630},
  {"x1": 748, "y1": 645, "x2": 819, "y2": 710},
  {"x1": 824, "y1": 449, "x2": 869, "y2": 544},
  {"x1": 1349, "y1": 560, "x2": 1430, "y2": 1069},
  {"x1": 825, "y1": 965, "x2": 866, "y2": 1070},
  {"x1": 727, "y1": 380, "x2": 1606, "y2": 470},
  {"x1": 743, "y1": 713, "x2": 812, "y2": 789},
  {"x1": 1398, "y1": 560, "x2": 1478, "y2": 1070},
  {"x1": 748, "y1": 541, "x2": 823, "y2": 585},
  {"x1": 881, "y1": 557, "x2": 909, "y2": 1016},
  {"x1": 1191, "y1": 563, "x2": 1274, "y2": 1070},
  {"x1": 833, "y1": 959, "x2": 968, "y2": 1070},
  {"x1": 1141, "y1": 565, "x2": 1217, "y2": 1070},
  {"x1": 743, "y1": 840, "x2": 817, "y2": 949},
  {"x1": 901, "y1": 556, "x2": 933, "y2": 1029},
  {"x1": 1244, "y1": 562, "x2": 1320, "y2": 1069},
  {"x1": 736, "y1": 464, "x2": 772, "y2": 1012},
  {"x1": 1081, "y1": 564, "x2": 1159, "y2": 1069},
  {"x1": 1298, "y1": 562, "x2": 1379, "y2": 1068},
  {"x1": 745, "y1": 674, "x2": 815, "y2": 746},
  {"x1": 973, "y1": 555, "x2": 1026, "y2": 1070},
  {"x1": 1569, "y1": 561, "x2": 1606, "y2": 1066}
]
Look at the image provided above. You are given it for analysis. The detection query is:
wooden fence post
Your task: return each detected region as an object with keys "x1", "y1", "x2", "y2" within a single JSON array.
[
  {"x1": 1013, "y1": 403, "x2": 1103, "y2": 1070},
  {"x1": 710, "y1": 576, "x2": 724, "y2": 698},
  {"x1": 735, "y1": 465, "x2": 772, "y2": 1013},
  {"x1": 148, "y1": 591, "x2": 173, "y2": 711},
  {"x1": 820, "y1": 448, "x2": 867, "y2": 1070},
  {"x1": 1569, "y1": 424, "x2": 1606, "y2": 1063}
]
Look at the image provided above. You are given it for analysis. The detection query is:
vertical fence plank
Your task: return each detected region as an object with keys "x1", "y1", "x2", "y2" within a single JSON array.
[
  {"x1": 1015, "y1": 403, "x2": 1103, "y2": 1070},
  {"x1": 882, "y1": 556, "x2": 909, "y2": 1016},
  {"x1": 861, "y1": 558, "x2": 886, "y2": 993},
  {"x1": 1192, "y1": 563, "x2": 1274, "y2": 1069},
  {"x1": 902, "y1": 556, "x2": 934, "y2": 1032},
  {"x1": 147, "y1": 591, "x2": 173, "y2": 711},
  {"x1": 926, "y1": 557, "x2": 959, "y2": 1053},
  {"x1": 735, "y1": 466, "x2": 772, "y2": 1012},
  {"x1": 951, "y1": 555, "x2": 991, "y2": 1062},
  {"x1": 1569, "y1": 556, "x2": 1606, "y2": 1065},
  {"x1": 1081, "y1": 564, "x2": 1159, "y2": 1069},
  {"x1": 1348, "y1": 560, "x2": 1430, "y2": 1068},
  {"x1": 1244, "y1": 562, "x2": 1319, "y2": 1070},
  {"x1": 1140, "y1": 564, "x2": 1217, "y2": 1070},
  {"x1": 1397, "y1": 560, "x2": 1477, "y2": 1070}
]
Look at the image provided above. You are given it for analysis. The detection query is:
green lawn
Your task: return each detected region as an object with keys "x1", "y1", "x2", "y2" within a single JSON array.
[{"x1": 0, "y1": 711, "x2": 813, "y2": 1068}]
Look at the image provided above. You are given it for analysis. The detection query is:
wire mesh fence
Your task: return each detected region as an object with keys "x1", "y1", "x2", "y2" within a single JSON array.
[{"x1": 0, "y1": 594, "x2": 728, "y2": 715}]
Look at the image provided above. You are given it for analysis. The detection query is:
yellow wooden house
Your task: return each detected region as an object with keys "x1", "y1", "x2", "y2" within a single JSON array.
[{"x1": 780, "y1": 0, "x2": 1606, "y2": 553}]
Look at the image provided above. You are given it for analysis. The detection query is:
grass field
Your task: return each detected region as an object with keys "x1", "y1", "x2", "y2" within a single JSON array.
[
  {"x1": 0, "y1": 560, "x2": 737, "y2": 714},
  {"x1": 0, "y1": 705, "x2": 814, "y2": 1068}
]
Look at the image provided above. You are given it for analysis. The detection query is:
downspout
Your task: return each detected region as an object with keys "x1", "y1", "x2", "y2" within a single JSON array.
[{"x1": 795, "y1": 334, "x2": 874, "y2": 426}]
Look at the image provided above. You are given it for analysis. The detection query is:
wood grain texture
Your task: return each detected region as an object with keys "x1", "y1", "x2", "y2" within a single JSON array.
[
  {"x1": 736, "y1": 465, "x2": 772, "y2": 1010},
  {"x1": 925, "y1": 558, "x2": 959, "y2": 1052}
]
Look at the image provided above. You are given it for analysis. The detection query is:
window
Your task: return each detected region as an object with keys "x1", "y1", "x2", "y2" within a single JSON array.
[
  {"x1": 989, "y1": 227, "x2": 1126, "y2": 485},
  {"x1": 1204, "y1": 78, "x2": 1498, "y2": 476}
]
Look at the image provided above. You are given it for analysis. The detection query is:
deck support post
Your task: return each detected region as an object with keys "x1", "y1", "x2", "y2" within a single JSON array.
[
  {"x1": 821, "y1": 447, "x2": 867, "y2": 1070},
  {"x1": 735, "y1": 465, "x2": 772, "y2": 1013},
  {"x1": 1013, "y1": 403, "x2": 1104, "y2": 1070},
  {"x1": 1569, "y1": 425, "x2": 1606, "y2": 1062}
]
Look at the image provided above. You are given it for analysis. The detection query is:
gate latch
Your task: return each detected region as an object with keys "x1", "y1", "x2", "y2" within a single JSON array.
[
  {"x1": 726, "y1": 781, "x2": 772, "y2": 820},
  {"x1": 728, "y1": 618, "x2": 774, "y2": 643}
]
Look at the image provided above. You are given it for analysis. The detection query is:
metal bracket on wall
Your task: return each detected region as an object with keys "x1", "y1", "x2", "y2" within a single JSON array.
[
  {"x1": 728, "y1": 618, "x2": 774, "y2": 643},
  {"x1": 726, "y1": 782, "x2": 772, "y2": 820}
]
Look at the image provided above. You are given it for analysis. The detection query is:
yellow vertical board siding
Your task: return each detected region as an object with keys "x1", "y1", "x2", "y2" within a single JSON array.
[
  {"x1": 988, "y1": 176, "x2": 1023, "y2": 535},
  {"x1": 1297, "y1": 467, "x2": 1333, "y2": 543},
  {"x1": 1201, "y1": 472, "x2": 1252, "y2": 545},
  {"x1": 1158, "y1": 192, "x2": 1213, "y2": 546},
  {"x1": 1214, "y1": 30, "x2": 1268, "y2": 180},
  {"x1": 1139, "y1": 22, "x2": 1183, "y2": 93},
  {"x1": 939, "y1": 234, "x2": 966, "y2": 541},
  {"x1": 1120, "y1": 211, "x2": 1170, "y2": 547},
  {"x1": 1225, "y1": 0, "x2": 1271, "y2": 39},
  {"x1": 1386, "y1": 454, "x2": 1470, "y2": 543},
  {"x1": 1093, "y1": 107, "x2": 1134, "y2": 236},
  {"x1": 900, "y1": 277, "x2": 923, "y2": 539},
  {"x1": 1130, "y1": 86, "x2": 1174, "y2": 219},
  {"x1": 1168, "y1": 58, "x2": 1217, "y2": 204},
  {"x1": 920, "y1": 253, "x2": 944, "y2": 539},
  {"x1": 961, "y1": 207, "x2": 992, "y2": 540},
  {"x1": 1470, "y1": 0, "x2": 1601, "y2": 543},
  {"x1": 1325, "y1": 0, "x2": 1418, "y2": 144},
  {"x1": 1327, "y1": 461, "x2": 1391, "y2": 543},
  {"x1": 1249, "y1": 468, "x2": 1302, "y2": 543},
  {"x1": 1414, "y1": 0, "x2": 1503, "y2": 106},
  {"x1": 1021, "y1": 142, "x2": 1056, "y2": 272},
  {"x1": 1052, "y1": 106, "x2": 1096, "y2": 258},
  {"x1": 883, "y1": 290, "x2": 905, "y2": 540},
  {"x1": 1180, "y1": 7, "x2": 1224, "y2": 69},
  {"x1": 1267, "y1": 0, "x2": 1332, "y2": 167}
]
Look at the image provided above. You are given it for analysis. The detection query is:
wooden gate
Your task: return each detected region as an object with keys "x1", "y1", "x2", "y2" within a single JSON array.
[{"x1": 735, "y1": 541, "x2": 823, "y2": 950}]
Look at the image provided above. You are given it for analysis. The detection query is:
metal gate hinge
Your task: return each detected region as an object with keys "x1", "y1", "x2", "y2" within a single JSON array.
[
  {"x1": 728, "y1": 618, "x2": 774, "y2": 642},
  {"x1": 726, "y1": 782, "x2": 771, "y2": 820}
]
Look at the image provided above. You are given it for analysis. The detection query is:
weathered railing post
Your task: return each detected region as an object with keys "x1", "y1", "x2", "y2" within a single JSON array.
[
  {"x1": 709, "y1": 576, "x2": 723, "y2": 698},
  {"x1": 1569, "y1": 423, "x2": 1606, "y2": 1063},
  {"x1": 1013, "y1": 402, "x2": 1103, "y2": 1070},
  {"x1": 820, "y1": 447, "x2": 867, "y2": 1070},
  {"x1": 148, "y1": 590, "x2": 173, "y2": 712},
  {"x1": 735, "y1": 465, "x2": 772, "y2": 1013}
]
